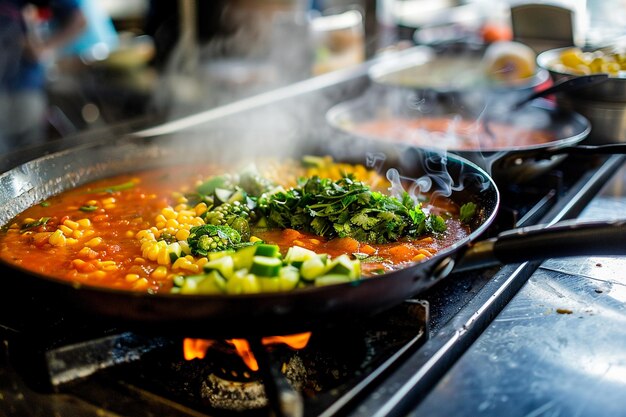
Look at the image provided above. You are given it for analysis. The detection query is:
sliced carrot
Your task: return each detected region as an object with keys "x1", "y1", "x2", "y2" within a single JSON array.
[
  {"x1": 387, "y1": 244, "x2": 417, "y2": 261},
  {"x1": 359, "y1": 244, "x2": 376, "y2": 255},
  {"x1": 282, "y1": 228, "x2": 305, "y2": 242},
  {"x1": 332, "y1": 237, "x2": 360, "y2": 253}
]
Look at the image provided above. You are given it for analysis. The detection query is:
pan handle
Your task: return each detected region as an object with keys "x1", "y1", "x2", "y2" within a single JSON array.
[
  {"x1": 560, "y1": 144, "x2": 626, "y2": 156},
  {"x1": 453, "y1": 219, "x2": 626, "y2": 273}
]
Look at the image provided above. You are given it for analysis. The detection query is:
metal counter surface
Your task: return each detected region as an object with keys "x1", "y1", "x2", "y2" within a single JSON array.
[{"x1": 409, "y1": 162, "x2": 626, "y2": 417}]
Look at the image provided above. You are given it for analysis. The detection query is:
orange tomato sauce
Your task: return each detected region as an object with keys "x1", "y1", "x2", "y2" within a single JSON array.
[
  {"x1": 0, "y1": 164, "x2": 470, "y2": 293},
  {"x1": 351, "y1": 117, "x2": 556, "y2": 151}
]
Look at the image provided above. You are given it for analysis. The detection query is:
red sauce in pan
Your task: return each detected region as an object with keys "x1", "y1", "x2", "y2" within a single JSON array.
[
  {"x1": 0, "y1": 163, "x2": 471, "y2": 293},
  {"x1": 350, "y1": 117, "x2": 556, "y2": 151}
]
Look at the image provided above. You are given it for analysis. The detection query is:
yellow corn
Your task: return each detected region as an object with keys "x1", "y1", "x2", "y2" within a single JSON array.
[
  {"x1": 175, "y1": 229, "x2": 190, "y2": 241},
  {"x1": 125, "y1": 273, "x2": 140, "y2": 282},
  {"x1": 412, "y1": 254, "x2": 428, "y2": 262},
  {"x1": 85, "y1": 237, "x2": 103, "y2": 248},
  {"x1": 49, "y1": 230, "x2": 66, "y2": 246},
  {"x1": 59, "y1": 225, "x2": 73, "y2": 236},
  {"x1": 151, "y1": 266, "x2": 168, "y2": 279},
  {"x1": 63, "y1": 219, "x2": 80, "y2": 230},
  {"x1": 132, "y1": 278, "x2": 149, "y2": 290},
  {"x1": 157, "y1": 247, "x2": 171, "y2": 265}
]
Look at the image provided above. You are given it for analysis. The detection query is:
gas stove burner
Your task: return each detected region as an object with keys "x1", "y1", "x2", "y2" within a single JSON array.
[
  {"x1": 200, "y1": 355, "x2": 308, "y2": 411},
  {"x1": 201, "y1": 372, "x2": 268, "y2": 411}
]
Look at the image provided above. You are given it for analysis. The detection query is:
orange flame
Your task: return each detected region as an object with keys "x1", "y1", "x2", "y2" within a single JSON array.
[
  {"x1": 183, "y1": 338, "x2": 214, "y2": 360},
  {"x1": 228, "y1": 339, "x2": 259, "y2": 371},
  {"x1": 262, "y1": 332, "x2": 312, "y2": 349},
  {"x1": 182, "y1": 332, "x2": 312, "y2": 371}
]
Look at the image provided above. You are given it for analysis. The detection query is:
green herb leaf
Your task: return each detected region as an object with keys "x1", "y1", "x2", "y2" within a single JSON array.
[
  {"x1": 21, "y1": 217, "x2": 51, "y2": 232},
  {"x1": 459, "y1": 202, "x2": 477, "y2": 224},
  {"x1": 89, "y1": 181, "x2": 135, "y2": 194},
  {"x1": 79, "y1": 205, "x2": 98, "y2": 212}
]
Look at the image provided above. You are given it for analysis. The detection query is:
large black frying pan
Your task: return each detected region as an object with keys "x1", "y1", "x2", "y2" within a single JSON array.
[{"x1": 0, "y1": 133, "x2": 624, "y2": 338}]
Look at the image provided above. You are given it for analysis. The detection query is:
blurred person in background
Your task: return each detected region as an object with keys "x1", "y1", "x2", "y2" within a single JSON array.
[{"x1": 0, "y1": 0, "x2": 85, "y2": 154}]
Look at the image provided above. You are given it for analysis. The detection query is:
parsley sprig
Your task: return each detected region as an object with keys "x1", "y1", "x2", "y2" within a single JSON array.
[{"x1": 258, "y1": 176, "x2": 446, "y2": 244}]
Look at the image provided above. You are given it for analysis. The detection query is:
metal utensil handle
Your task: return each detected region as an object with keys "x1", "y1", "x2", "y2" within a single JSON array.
[
  {"x1": 455, "y1": 220, "x2": 626, "y2": 272},
  {"x1": 514, "y1": 73, "x2": 609, "y2": 109}
]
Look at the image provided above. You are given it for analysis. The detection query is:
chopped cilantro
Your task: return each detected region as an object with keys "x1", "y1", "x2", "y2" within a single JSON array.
[
  {"x1": 459, "y1": 202, "x2": 477, "y2": 224},
  {"x1": 258, "y1": 175, "x2": 446, "y2": 244}
]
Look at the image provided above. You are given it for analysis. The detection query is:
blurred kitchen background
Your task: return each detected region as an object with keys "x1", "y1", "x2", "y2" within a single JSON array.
[{"x1": 0, "y1": 0, "x2": 625, "y2": 154}]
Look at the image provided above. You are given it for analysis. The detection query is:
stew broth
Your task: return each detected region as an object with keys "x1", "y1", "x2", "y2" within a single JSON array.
[{"x1": 349, "y1": 117, "x2": 556, "y2": 151}]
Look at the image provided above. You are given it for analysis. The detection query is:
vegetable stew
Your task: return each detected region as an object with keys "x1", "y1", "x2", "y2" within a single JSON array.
[{"x1": 0, "y1": 157, "x2": 472, "y2": 295}]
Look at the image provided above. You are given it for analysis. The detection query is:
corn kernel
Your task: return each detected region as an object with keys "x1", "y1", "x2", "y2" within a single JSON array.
[
  {"x1": 175, "y1": 229, "x2": 190, "y2": 241},
  {"x1": 166, "y1": 219, "x2": 179, "y2": 229},
  {"x1": 85, "y1": 237, "x2": 103, "y2": 248},
  {"x1": 63, "y1": 219, "x2": 80, "y2": 230},
  {"x1": 162, "y1": 208, "x2": 177, "y2": 220},
  {"x1": 66, "y1": 238, "x2": 78, "y2": 245},
  {"x1": 125, "y1": 230, "x2": 135, "y2": 238},
  {"x1": 59, "y1": 225, "x2": 73, "y2": 236},
  {"x1": 92, "y1": 270, "x2": 107, "y2": 279},
  {"x1": 132, "y1": 278, "x2": 149, "y2": 290},
  {"x1": 151, "y1": 266, "x2": 168, "y2": 279},
  {"x1": 101, "y1": 197, "x2": 116, "y2": 205},
  {"x1": 104, "y1": 203, "x2": 116, "y2": 210},
  {"x1": 250, "y1": 236, "x2": 262, "y2": 243},
  {"x1": 194, "y1": 203, "x2": 208, "y2": 216},
  {"x1": 412, "y1": 254, "x2": 428, "y2": 262},
  {"x1": 134, "y1": 257, "x2": 146, "y2": 264},
  {"x1": 157, "y1": 248, "x2": 171, "y2": 265},
  {"x1": 49, "y1": 230, "x2": 66, "y2": 246},
  {"x1": 125, "y1": 274, "x2": 140, "y2": 282}
]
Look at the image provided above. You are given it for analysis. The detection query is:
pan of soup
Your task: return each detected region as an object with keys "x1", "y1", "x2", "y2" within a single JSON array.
[
  {"x1": 325, "y1": 86, "x2": 597, "y2": 183},
  {"x1": 0, "y1": 133, "x2": 624, "y2": 337}
]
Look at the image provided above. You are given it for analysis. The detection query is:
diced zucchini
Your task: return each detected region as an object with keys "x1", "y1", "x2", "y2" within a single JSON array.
[
  {"x1": 284, "y1": 246, "x2": 317, "y2": 265},
  {"x1": 314, "y1": 274, "x2": 353, "y2": 286},
  {"x1": 325, "y1": 254, "x2": 357, "y2": 278},
  {"x1": 279, "y1": 266, "x2": 300, "y2": 291},
  {"x1": 254, "y1": 243, "x2": 280, "y2": 258},
  {"x1": 179, "y1": 273, "x2": 224, "y2": 294},
  {"x1": 300, "y1": 256, "x2": 327, "y2": 281},
  {"x1": 178, "y1": 240, "x2": 191, "y2": 256},
  {"x1": 214, "y1": 188, "x2": 234, "y2": 204},
  {"x1": 258, "y1": 276, "x2": 281, "y2": 292},
  {"x1": 240, "y1": 273, "x2": 260, "y2": 294},
  {"x1": 249, "y1": 256, "x2": 282, "y2": 277},
  {"x1": 168, "y1": 242, "x2": 182, "y2": 263},
  {"x1": 227, "y1": 188, "x2": 246, "y2": 204},
  {"x1": 301, "y1": 155, "x2": 327, "y2": 168},
  {"x1": 255, "y1": 216, "x2": 268, "y2": 228},
  {"x1": 172, "y1": 275, "x2": 186, "y2": 287},
  {"x1": 226, "y1": 270, "x2": 261, "y2": 294},
  {"x1": 196, "y1": 271, "x2": 227, "y2": 294},
  {"x1": 208, "y1": 250, "x2": 235, "y2": 261},
  {"x1": 232, "y1": 245, "x2": 257, "y2": 269},
  {"x1": 197, "y1": 176, "x2": 227, "y2": 195},
  {"x1": 203, "y1": 255, "x2": 235, "y2": 279}
]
